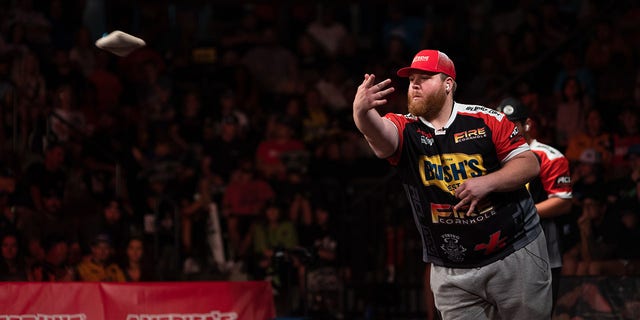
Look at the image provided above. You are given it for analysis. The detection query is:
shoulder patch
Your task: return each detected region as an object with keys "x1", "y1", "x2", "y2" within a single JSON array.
[
  {"x1": 531, "y1": 141, "x2": 565, "y2": 161},
  {"x1": 403, "y1": 113, "x2": 418, "y2": 120},
  {"x1": 461, "y1": 104, "x2": 505, "y2": 121}
]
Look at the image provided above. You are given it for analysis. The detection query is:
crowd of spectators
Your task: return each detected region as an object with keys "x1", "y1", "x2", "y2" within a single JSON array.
[{"x1": 0, "y1": 0, "x2": 639, "y2": 317}]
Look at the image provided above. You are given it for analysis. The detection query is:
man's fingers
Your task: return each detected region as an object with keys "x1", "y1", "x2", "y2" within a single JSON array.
[
  {"x1": 376, "y1": 78, "x2": 391, "y2": 89},
  {"x1": 465, "y1": 200, "x2": 477, "y2": 216},
  {"x1": 364, "y1": 74, "x2": 376, "y2": 88},
  {"x1": 373, "y1": 87, "x2": 394, "y2": 101},
  {"x1": 371, "y1": 99, "x2": 387, "y2": 107},
  {"x1": 453, "y1": 197, "x2": 467, "y2": 211}
]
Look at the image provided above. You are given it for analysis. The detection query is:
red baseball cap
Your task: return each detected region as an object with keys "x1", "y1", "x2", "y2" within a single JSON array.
[{"x1": 397, "y1": 50, "x2": 456, "y2": 80}]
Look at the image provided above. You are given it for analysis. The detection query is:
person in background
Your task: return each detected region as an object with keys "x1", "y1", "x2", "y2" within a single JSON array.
[
  {"x1": 222, "y1": 159, "x2": 275, "y2": 260},
  {"x1": 562, "y1": 191, "x2": 625, "y2": 276},
  {"x1": 76, "y1": 233, "x2": 125, "y2": 282},
  {"x1": 564, "y1": 109, "x2": 612, "y2": 167},
  {"x1": 571, "y1": 148, "x2": 606, "y2": 203},
  {"x1": 611, "y1": 108, "x2": 640, "y2": 178},
  {"x1": 497, "y1": 97, "x2": 573, "y2": 310},
  {"x1": 40, "y1": 234, "x2": 75, "y2": 281},
  {"x1": 0, "y1": 232, "x2": 28, "y2": 281},
  {"x1": 120, "y1": 236, "x2": 155, "y2": 282}
]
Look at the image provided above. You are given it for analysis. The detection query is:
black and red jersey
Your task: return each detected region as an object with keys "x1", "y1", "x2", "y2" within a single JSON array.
[
  {"x1": 528, "y1": 140, "x2": 572, "y2": 203},
  {"x1": 527, "y1": 139, "x2": 572, "y2": 269},
  {"x1": 384, "y1": 102, "x2": 542, "y2": 268}
]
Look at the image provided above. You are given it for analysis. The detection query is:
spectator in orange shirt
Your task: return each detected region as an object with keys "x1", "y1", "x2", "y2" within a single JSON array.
[{"x1": 564, "y1": 109, "x2": 612, "y2": 167}]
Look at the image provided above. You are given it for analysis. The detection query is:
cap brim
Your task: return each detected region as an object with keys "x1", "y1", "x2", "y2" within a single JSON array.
[
  {"x1": 396, "y1": 67, "x2": 412, "y2": 77},
  {"x1": 397, "y1": 67, "x2": 420, "y2": 77},
  {"x1": 397, "y1": 67, "x2": 444, "y2": 78}
]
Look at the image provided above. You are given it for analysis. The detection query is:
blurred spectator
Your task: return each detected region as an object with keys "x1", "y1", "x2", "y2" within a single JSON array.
[
  {"x1": 169, "y1": 90, "x2": 205, "y2": 151},
  {"x1": 45, "y1": 0, "x2": 79, "y2": 51},
  {"x1": 382, "y1": 4, "x2": 425, "y2": 54},
  {"x1": 282, "y1": 95, "x2": 306, "y2": 138},
  {"x1": 295, "y1": 33, "x2": 325, "y2": 85},
  {"x1": 511, "y1": 29, "x2": 542, "y2": 76},
  {"x1": 222, "y1": 160, "x2": 275, "y2": 259},
  {"x1": 283, "y1": 175, "x2": 313, "y2": 237},
  {"x1": 7, "y1": 0, "x2": 51, "y2": 47},
  {"x1": 564, "y1": 109, "x2": 612, "y2": 166},
  {"x1": 214, "y1": 89, "x2": 250, "y2": 137},
  {"x1": 579, "y1": 202, "x2": 640, "y2": 276},
  {"x1": 538, "y1": 2, "x2": 570, "y2": 49},
  {"x1": 241, "y1": 26, "x2": 299, "y2": 96},
  {"x1": 306, "y1": 6, "x2": 348, "y2": 58},
  {"x1": 0, "y1": 167, "x2": 17, "y2": 236},
  {"x1": 552, "y1": 50, "x2": 596, "y2": 105},
  {"x1": 301, "y1": 88, "x2": 330, "y2": 145},
  {"x1": 202, "y1": 113, "x2": 252, "y2": 186},
  {"x1": 562, "y1": 191, "x2": 624, "y2": 276},
  {"x1": 609, "y1": 144, "x2": 640, "y2": 206},
  {"x1": 133, "y1": 138, "x2": 182, "y2": 190},
  {"x1": 250, "y1": 201, "x2": 299, "y2": 283},
  {"x1": 219, "y1": 8, "x2": 264, "y2": 54},
  {"x1": 0, "y1": 23, "x2": 30, "y2": 57},
  {"x1": 68, "y1": 26, "x2": 95, "y2": 77},
  {"x1": 178, "y1": 178, "x2": 214, "y2": 275},
  {"x1": 140, "y1": 72, "x2": 175, "y2": 132},
  {"x1": 217, "y1": 63, "x2": 260, "y2": 116},
  {"x1": 40, "y1": 234, "x2": 75, "y2": 281},
  {"x1": 554, "y1": 76, "x2": 590, "y2": 150},
  {"x1": 78, "y1": 197, "x2": 131, "y2": 256},
  {"x1": 0, "y1": 232, "x2": 28, "y2": 281},
  {"x1": 571, "y1": 148, "x2": 606, "y2": 202},
  {"x1": 381, "y1": 35, "x2": 411, "y2": 79},
  {"x1": 14, "y1": 142, "x2": 69, "y2": 241},
  {"x1": 315, "y1": 62, "x2": 350, "y2": 116},
  {"x1": 11, "y1": 50, "x2": 46, "y2": 109},
  {"x1": 300, "y1": 202, "x2": 342, "y2": 318},
  {"x1": 585, "y1": 20, "x2": 632, "y2": 78},
  {"x1": 611, "y1": 108, "x2": 640, "y2": 178},
  {"x1": 120, "y1": 236, "x2": 155, "y2": 281},
  {"x1": 88, "y1": 51, "x2": 123, "y2": 112},
  {"x1": 76, "y1": 233, "x2": 125, "y2": 282},
  {"x1": 43, "y1": 48, "x2": 89, "y2": 101},
  {"x1": 50, "y1": 84, "x2": 87, "y2": 143},
  {"x1": 0, "y1": 55, "x2": 14, "y2": 145},
  {"x1": 16, "y1": 142, "x2": 66, "y2": 210},
  {"x1": 255, "y1": 115, "x2": 306, "y2": 181}
]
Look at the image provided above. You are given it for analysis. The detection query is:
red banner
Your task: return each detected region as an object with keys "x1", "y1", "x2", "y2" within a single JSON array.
[{"x1": 0, "y1": 281, "x2": 275, "y2": 320}]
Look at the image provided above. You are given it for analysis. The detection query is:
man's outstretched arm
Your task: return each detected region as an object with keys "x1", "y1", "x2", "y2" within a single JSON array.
[{"x1": 353, "y1": 74, "x2": 398, "y2": 158}]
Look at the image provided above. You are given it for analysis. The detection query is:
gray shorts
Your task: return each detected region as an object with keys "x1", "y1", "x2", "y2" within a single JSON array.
[{"x1": 430, "y1": 233, "x2": 552, "y2": 320}]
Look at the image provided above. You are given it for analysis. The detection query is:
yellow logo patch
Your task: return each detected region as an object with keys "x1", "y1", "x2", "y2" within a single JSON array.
[{"x1": 419, "y1": 153, "x2": 485, "y2": 194}]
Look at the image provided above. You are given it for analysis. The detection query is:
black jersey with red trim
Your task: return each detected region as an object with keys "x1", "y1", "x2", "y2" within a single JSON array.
[
  {"x1": 527, "y1": 139, "x2": 572, "y2": 269},
  {"x1": 384, "y1": 102, "x2": 542, "y2": 268}
]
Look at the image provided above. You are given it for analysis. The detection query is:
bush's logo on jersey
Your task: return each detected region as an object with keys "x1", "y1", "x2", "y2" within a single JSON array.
[
  {"x1": 419, "y1": 153, "x2": 485, "y2": 194},
  {"x1": 453, "y1": 127, "x2": 486, "y2": 143},
  {"x1": 430, "y1": 203, "x2": 497, "y2": 224}
]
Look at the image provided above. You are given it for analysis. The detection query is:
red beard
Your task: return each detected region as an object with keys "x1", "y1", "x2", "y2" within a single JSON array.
[{"x1": 408, "y1": 88, "x2": 447, "y2": 120}]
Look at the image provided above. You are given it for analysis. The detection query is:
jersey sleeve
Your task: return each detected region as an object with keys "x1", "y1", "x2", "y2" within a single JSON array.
[
  {"x1": 383, "y1": 113, "x2": 408, "y2": 166},
  {"x1": 539, "y1": 154, "x2": 573, "y2": 199},
  {"x1": 489, "y1": 117, "x2": 530, "y2": 163}
]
